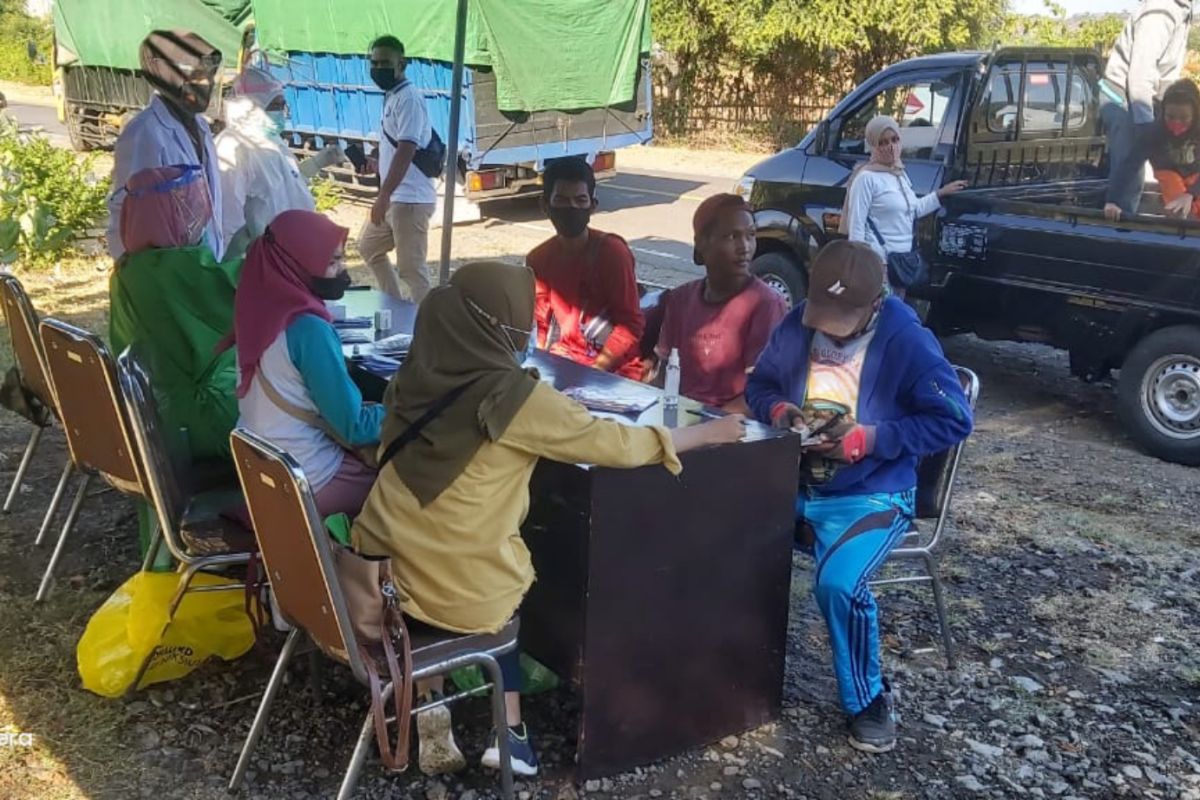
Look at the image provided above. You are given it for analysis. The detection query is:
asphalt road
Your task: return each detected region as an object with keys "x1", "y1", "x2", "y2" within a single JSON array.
[
  {"x1": 1, "y1": 99, "x2": 739, "y2": 286},
  {"x1": 3, "y1": 101, "x2": 70, "y2": 148}
]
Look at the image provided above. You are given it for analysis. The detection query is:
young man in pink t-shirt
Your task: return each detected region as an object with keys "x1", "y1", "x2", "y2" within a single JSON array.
[{"x1": 652, "y1": 194, "x2": 788, "y2": 413}]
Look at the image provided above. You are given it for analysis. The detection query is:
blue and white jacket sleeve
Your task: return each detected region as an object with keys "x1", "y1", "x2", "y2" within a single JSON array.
[
  {"x1": 745, "y1": 307, "x2": 806, "y2": 424},
  {"x1": 872, "y1": 326, "x2": 973, "y2": 460},
  {"x1": 286, "y1": 315, "x2": 385, "y2": 446}
]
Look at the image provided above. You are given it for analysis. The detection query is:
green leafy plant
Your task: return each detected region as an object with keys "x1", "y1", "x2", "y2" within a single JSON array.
[
  {"x1": 0, "y1": 119, "x2": 109, "y2": 267},
  {"x1": 0, "y1": 3, "x2": 52, "y2": 86},
  {"x1": 309, "y1": 175, "x2": 344, "y2": 213}
]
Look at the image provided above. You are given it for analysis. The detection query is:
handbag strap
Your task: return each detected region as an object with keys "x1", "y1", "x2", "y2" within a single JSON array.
[
  {"x1": 377, "y1": 378, "x2": 479, "y2": 470},
  {"x1": 257, "y1": 369, "x2": 366, "y2": 454},
  {"x1": 360, "y1": 588, "x2": 414, "y2": 772},
  {"x1": 865, "y1": 216, "x2": 890, "y2": 252}
]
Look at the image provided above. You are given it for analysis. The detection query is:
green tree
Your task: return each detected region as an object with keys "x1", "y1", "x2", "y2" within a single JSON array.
[
  {"x1": 0, "y1": 0, "x2": 53, "y2": 85},
  {"x1": 651, "y1": 0, "x2": 1127, "y2": 146},
  {"x1": 1002, "y1": 1, "x2": 1124, "y2": 52}
]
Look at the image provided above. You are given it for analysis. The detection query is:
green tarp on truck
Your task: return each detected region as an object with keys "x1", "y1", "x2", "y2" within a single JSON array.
[
  {"x1": 53, "y1": 0, "x2": 248, "y2": 70},
  {"x1": 249, "y1": 0, "x2": 651, "y2": 112}
]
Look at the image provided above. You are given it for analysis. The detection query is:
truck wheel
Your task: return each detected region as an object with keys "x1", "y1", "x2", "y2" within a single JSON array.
[
  {"x1": 751, "y1": 251, "x2": 806, "y2": 310},
  {"x1": 1117, "y1": 325, "x2": 1200, "y2": 465},
  {"x1": 65, "y1": 106, "x2": 92, "y2": 152}
]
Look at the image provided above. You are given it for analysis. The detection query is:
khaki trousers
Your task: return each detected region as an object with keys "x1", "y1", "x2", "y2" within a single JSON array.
[{"x1": 357, "y1": 202, "x2": 435, "y2": 302}]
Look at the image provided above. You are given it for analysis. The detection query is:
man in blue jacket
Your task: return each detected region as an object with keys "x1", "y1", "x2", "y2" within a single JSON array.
[{"x1": 746, "y1": 240, "x2": 973, "y2": 753}]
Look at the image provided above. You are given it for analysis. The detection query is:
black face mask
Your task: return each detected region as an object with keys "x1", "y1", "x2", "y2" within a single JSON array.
[
  {"x1": 177, "y1": 79, "x2": 213, "y2": 114},
  {"x1": 311, "y1": 271, "x2": 351, "y2": 301},
  {"x1": 548, "y1": 206, "x2": 592, "y2": 238},
  {"x1": 371, "y1": 67, "x2": 401, "y2": 92}
]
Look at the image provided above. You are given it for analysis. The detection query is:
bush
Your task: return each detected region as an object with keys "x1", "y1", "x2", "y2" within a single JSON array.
[
  {"x1": 0, "y1": 10, "x2": 52, "y2": 86},
  {"x1": 0, "y1": 119, "x2": 109, "y2": 268},
  {"x1": 309, "y1": 175, "x2": 343, "y2": 213}
]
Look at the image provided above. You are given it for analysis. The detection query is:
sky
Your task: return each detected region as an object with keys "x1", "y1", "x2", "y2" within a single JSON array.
[{"x1": 1010, "y1": 0, "x2": 1138, "y2": 15}]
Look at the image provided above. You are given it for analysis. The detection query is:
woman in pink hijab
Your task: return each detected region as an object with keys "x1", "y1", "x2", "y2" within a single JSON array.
[
  {"x1": 109, "y1": 164, "x2": 242, "y2": 564},
  {"x1": 232, "y1": 209, "x2": 383, "y2": 518}
]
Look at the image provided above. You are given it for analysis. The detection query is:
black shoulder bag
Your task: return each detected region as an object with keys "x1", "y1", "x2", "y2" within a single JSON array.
[
  {"x1": 865, "y1": 173, "x2": 930, "y2": 290},
  {"x1": 382, "y1": 81, "x2": 447, "y2": 180}
]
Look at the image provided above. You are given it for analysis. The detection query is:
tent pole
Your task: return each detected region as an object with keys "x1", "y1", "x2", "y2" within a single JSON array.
[{"x1": 439, "y1": 0, "x2": 469, "y2": 286}]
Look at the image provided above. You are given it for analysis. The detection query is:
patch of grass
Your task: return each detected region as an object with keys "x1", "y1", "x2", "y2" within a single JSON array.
[{"x1": 0, "y1": 589, "x2": 133, "y2": 799}]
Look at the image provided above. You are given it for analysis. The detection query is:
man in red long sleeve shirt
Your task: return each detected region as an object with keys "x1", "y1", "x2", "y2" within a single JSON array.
[{"x1": 526, "y1": 158, "x2": 644, "y2": 379}]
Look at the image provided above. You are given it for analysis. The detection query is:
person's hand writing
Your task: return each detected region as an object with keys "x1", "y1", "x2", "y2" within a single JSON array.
[
  {"x1": 1104, "y1": 202, "x2": 1123, "y2": 222},
  {"x1": 371, "y1": 194, "x2": 389, "y2": 226},
  {"x1": 770, "y1": 402, "x2": 804, "y2": 430},
  {"x1": 703, "y1": 413, "x2": 745, "y2": 445},
  {"x1": 668, "y1": 413, "x2": 745, "y2": 452},
  {"x1": 1165, "y1": 194, "x2": 1194, "y2": 219}
]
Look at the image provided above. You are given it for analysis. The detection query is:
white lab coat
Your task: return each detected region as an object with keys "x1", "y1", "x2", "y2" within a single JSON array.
[
  {"x1": 215, "y1": 97, "x2": 315, "y2": 250},
  {"x1": 107, "y1": 95, "x2": 225, "y2": 260}
]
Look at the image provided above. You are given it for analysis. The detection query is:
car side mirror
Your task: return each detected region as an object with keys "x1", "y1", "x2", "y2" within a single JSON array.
[
  {"x1": 813, "y1": 121, "x2": 829, "y2": 152},
  {"x1": 824, "y1": 119, "x2": 843, "y2": 154}
]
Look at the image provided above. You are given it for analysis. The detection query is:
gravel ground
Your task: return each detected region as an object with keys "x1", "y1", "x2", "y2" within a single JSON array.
[{"x1": 0, "y1": 221, "x2": 1198, "y2": 799}]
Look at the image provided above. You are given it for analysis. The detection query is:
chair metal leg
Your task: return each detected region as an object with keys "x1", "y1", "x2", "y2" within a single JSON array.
[
  {"x1": 479, "y1": 653, "x2": 515, "y2": 800},
  {"x1": 125, "y1": 565, "x2": 205, "y2": 695},
  {"x1": 336, "y1": 705, "x2": 377, "y2": 800},
  {"x1": 229, "y1": 628, "x2": 303, "y2": 791},
  {"x1": 307, "y1": 648, "x2": 324, "y2": 702},
  {"x1": 3, "y1": 426, "x2": 43, "y2": 513},
  {"x1": 35, "y1": 459, "x2": 73, "y2": 546},
  {"x1": 35, "y1": 473, "x2": 90, "y2": 602},
  {"x1": 923, "y1": 552, "x2": 956, "y2": 669},
  {"x1": 140, "y1": 516, "x2": 164, "y2": 573}
]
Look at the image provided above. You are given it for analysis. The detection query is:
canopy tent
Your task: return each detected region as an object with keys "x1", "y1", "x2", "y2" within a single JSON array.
[
  {"x1": 251, "y1": 0, "x2": 651, "y2": 281},
  {"x1": 249, "y1": 0, "x2": 650, "y2": 113},
  {"x1": 53, "y1": 0, "x2": 248, "y2": 69}
]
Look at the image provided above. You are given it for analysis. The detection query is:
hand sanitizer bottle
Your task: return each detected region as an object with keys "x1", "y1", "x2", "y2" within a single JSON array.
[{"x1": 664, "y1": 348, "x2": 681, "y2": 409}]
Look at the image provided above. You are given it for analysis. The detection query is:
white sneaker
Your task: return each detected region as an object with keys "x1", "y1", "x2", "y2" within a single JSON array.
[
  {"x1": 416, "y1": 698, "x2": 466, "y2": 776},
  {"x1": 481, "y1": 723, "x2": 539, "y2": 777}
]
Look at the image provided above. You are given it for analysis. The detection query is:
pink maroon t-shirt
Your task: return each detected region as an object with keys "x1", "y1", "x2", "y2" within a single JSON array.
[{"x1": 655, "y1": 277, "x2": 788, "y2": 407}]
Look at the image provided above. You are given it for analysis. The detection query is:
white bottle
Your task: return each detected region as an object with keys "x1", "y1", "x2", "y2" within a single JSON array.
[{"x1": 664, "y1": 348, "x2": 681, "y2": 409}]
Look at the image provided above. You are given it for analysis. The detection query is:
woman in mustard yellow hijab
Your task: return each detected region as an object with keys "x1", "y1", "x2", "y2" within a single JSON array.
[{"x1": 353, "y1": 260, "x2": 742, "y2": 778}]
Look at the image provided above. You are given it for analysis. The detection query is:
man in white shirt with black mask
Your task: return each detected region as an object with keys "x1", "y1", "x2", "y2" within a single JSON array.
[{"x1": 358, "y1": 35, "x2": 438, "y2": 302}]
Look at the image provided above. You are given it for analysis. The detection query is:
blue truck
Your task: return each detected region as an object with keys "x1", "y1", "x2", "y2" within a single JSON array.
[{"x1": 261, "y1": 49, "x2": 654, "y2": 206}]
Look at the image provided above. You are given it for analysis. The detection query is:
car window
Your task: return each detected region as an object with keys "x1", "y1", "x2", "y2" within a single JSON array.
[
  {"x1": 986, "y1": 63, "x2": 1091, "y2": 135},
  {"x1": 835, "y1": 77, "x2": 957, "y2": 160}
]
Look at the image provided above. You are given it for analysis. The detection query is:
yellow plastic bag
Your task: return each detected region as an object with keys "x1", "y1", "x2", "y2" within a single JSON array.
[{"x1": 77, "y1": 571, "x2": 258, "y2": 698}]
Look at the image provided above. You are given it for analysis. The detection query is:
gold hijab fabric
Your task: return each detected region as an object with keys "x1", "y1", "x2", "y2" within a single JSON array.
[{"x1": 381, "y1": 260, "x2": 539, "y2": 507}]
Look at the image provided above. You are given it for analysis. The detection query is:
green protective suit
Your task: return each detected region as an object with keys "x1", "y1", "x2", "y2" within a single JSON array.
[
  {"x1": 109, "y1": 246, "x2": 242, "y2": 565},
  {"x1": 110, "y1": 245, "x2": 242, "y2": 461}
]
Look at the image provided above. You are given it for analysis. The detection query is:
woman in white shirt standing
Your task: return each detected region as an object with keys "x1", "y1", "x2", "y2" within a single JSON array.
[{"x1": 843, "y1": 115, "x2": 967, "y2": 296}]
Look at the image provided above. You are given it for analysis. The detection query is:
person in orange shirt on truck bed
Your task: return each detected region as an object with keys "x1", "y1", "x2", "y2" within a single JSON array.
[{"x1": 1150, "y1": 78, "x2": 1200, "y2": 220}]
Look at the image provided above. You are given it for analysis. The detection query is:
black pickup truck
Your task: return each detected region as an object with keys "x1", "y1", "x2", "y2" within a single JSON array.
[{"x1": 740, "y1": 47, "x2": 1200, "y2": 466}]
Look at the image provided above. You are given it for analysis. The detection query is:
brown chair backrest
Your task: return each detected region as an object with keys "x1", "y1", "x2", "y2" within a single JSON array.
[
  {"x1": 914, "y1": 366, "x2": 980, "y2": 520},
  {"x1": 230, "y1": 427, "x2": 367, "y2": 680},
  {"x1": 38, "y1": 320, "x2": 145, "y2": 496},
  {"x1": 1, "y1": 275, "x2": 56, "y2": 412},
  {"x1": 117, "y1": 350, "x2": 190, "y2": 543}
]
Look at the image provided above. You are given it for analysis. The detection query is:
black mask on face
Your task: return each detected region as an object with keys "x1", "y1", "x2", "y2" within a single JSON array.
[
  {"x1": 177, "y1": 79, "x2": 213, "y2": 114},
  {"x1": 371, "y1": 67, "x2": 401, "y2": 92},
  {"x1": 311, "y1": 270, "x2": 351, "y2": 301},
  {"x1": 548, "y1": 206, "x2": 592, "y2": 238}
]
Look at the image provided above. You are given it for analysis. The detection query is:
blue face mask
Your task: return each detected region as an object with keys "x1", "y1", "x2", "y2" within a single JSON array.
[{"x1": 265, "y1": 110, "x2": 287, "y2": 136}]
